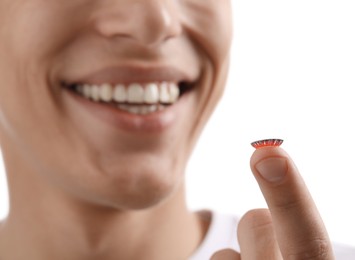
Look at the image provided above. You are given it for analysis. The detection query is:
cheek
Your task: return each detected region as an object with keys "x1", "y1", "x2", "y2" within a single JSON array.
[
  {"x1": 203, "y1": 3, "x2": 233, "y2": 64},
  {"x1": 0, "y1": 1, "x2": 88, "y2": 63},
  {"x1": 0, "y1": 1, "x2": 84, "y2": 143},
  {"x1": 181, "y1": 0, "x2": 233, "y2": 65},
  {"x1": 177, "y1": 1, "x2": 233, "y2": 148}
]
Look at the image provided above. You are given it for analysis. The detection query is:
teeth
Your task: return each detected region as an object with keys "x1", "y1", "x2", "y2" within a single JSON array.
[
  {"x1": 127, "y1": 106, "x2": 140, "y2": 114},
  {"x1": 127, "y1": 83, "x2": 145, "y2": 103},
  {"x1": 74, "y1": 82, "x2": 181, "y2": 105},
  {"x1": 144, "y1": 83, "x2": 159, "y2": 104},
  {"x1": 118, "y1": 104, "x2": 164, "y2": 115},
  {"x1": 99, "y1": 83, "x2": 113, "y2": 102},
  {"x1": 72, "y1": 82, "x2": 183, "y2": 115},
  {"x1": 159, "y1": 82, "x2": 170, "y2": 103},
  {"x1": 148, "y1": 105, "x2": 158, "y2": 113},
  {"x1": 168, "y1": 82, "x2": 180, "y2": 103},
  {"x1": 91, "y1": 85, "x2": 100, "y2": 101},
  {"x1": 113, "y1": 84, "x2": 127, "y2": 102},
  {"x1": 83, "y1": 84, "x2": 91, "y2": 98}
]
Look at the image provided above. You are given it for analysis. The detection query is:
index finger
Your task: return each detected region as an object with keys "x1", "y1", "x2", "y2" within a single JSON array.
[{"x1": 250, "y1": 146, "x2": 335, "y2": 259}]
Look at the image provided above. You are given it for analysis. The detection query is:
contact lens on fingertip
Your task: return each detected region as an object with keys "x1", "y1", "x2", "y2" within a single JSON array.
[{"x1": 251, "y1": 139, "x2": 283, "y2": 149}]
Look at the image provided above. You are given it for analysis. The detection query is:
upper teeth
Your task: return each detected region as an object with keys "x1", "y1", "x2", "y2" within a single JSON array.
[{"x1": 75, "y1": 82, "x2": 180, "y2": 105}]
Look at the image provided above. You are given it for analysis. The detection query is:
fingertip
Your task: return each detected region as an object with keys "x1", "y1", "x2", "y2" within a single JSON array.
[
  {"x1": 237, "y1": 208, "x2": 272, "y2": 238},
  {"x1": 237, "y1": 209, "x2": 282, "y2": 259},
  {"x1": 250, "y1": 147, "x2": 291, "y2": 177},
  {"x1": 210, "y1": 249, "x2": 240, "y2": 260},
  {"x1": 250, "y1": 146, "x2": 289, "y2": 168}
]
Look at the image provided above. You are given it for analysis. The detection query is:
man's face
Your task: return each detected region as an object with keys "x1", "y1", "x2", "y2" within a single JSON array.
[{"x1": 0, "y1": 0, "x2": 232, "y2": 209}]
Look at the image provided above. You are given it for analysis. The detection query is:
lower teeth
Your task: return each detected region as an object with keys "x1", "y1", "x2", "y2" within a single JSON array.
[{"x1": 117, "y1": 104, "x2": 165, "y2": 115}]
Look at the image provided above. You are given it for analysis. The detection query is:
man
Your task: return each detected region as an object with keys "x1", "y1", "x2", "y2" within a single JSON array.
[{"x1": 0, "y1": 0, "x2": 339, "y2": 259}]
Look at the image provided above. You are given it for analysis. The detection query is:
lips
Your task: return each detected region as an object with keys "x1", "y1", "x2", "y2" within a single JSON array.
[{"x1": 61, "y1": 65, "x2": 197, "y2": 133}]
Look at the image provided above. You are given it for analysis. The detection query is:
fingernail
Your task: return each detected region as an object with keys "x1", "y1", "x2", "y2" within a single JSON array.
[{"x1": 255, "y1": 157, "x2": 288, "y2": 182}]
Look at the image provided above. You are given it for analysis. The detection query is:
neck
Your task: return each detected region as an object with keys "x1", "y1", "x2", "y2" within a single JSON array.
[
  {"x1": 0, "y1": 184, "x2": 205, "y2": 260},
  {"x1": 0, "y1": 149, "x2": 206, "y2": 260}
]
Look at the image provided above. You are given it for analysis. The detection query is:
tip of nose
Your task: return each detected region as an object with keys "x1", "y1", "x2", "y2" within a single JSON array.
[
  {"x1": 137, "y1": 23, "x2": 182, "y2": 47},
  {"x1": 95, "y1": 2, "x2": 182, "y2": 47}
]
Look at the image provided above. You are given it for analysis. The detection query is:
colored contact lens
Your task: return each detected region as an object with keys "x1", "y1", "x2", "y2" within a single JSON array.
[{"x1": 251, "y1": 139, "x2": 283, "y2": 149}]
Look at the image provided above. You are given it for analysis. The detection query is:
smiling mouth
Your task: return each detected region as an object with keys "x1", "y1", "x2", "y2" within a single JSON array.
[{"x1": 62, "y1": 81, "x2": 194, "y2": 115}]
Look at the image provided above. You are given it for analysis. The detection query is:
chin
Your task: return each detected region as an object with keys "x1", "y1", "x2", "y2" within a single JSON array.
[
  {"x1": 114, "y1": 175, "x2": 180, "y2": 210},
  {"x1": 68, "y1": 162, "x2": 184, "y2": 211},
  {"x1": 95, "y1": 180, "x2": 180, "y2": 211}
]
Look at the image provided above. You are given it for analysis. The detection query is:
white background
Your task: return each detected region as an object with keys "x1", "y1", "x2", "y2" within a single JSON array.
[
  {"x1": 1, "y1": 0, "x2": 355, "y2": 248},
  {"x1": 186, "y1": 0, "x2": 355, "y2": 247}
]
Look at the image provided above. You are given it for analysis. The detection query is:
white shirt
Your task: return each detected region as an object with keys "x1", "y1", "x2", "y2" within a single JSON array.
[{"x1": 189, "y1": 211, "x2": 355, "y2": 260}]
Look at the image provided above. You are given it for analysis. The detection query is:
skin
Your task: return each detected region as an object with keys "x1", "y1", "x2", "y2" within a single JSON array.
[
  {"x1": 212, "y1": 147, "x2": 335, "y2": 259},
  {"x1": 0, "y1": 0, "x2": 334, "y2": 259}
]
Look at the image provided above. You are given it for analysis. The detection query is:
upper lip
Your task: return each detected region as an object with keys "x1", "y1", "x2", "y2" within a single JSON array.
[{"x1": 63, "y1": 65, "x2": 198, "y2": 86}]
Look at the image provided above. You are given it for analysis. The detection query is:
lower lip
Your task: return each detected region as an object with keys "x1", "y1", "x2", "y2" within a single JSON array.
[{"x1": 64, "y1": 89, "x2": 191, "y2": 134}]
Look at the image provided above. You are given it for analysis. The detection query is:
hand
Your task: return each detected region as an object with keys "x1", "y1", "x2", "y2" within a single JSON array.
[{"x1": 212, "y1": 147, "x2": 335, "y2": 259}]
